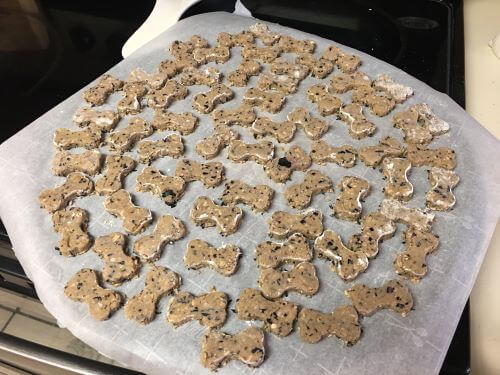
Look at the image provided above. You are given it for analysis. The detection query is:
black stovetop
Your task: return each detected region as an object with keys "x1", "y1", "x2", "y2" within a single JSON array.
[{"x1": 0, "y1": 1, "x2": 468, "y2": 374}]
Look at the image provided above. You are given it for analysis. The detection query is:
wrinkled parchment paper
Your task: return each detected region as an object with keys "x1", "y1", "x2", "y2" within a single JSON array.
[{"x1": 0, "y1": 12, "x2": 499, "y2": 375}]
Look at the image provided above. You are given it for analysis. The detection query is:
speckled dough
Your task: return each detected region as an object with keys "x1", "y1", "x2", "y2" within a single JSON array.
[
  {"x1": 190, "y1": 196, "x2": 243, "y2": 236},
  {"x1": 117, "y1": 82, "x2": 148, "y2": 115},
  {"x1": 278, "y1": 35, "x2": 316, "y2": 53},
  {"x1": 52, "y1": 207, "x2": 91, "y2": 257},
  {"x1": 382, "y1": 157, "x2": 413, "y2": 201},
  {"x1": 284, "y1": 170, "x2": 333, "y2": 209},
  {"x1": 373, "y1": 74, "x2": 413, "y2": 103},
  {"x1": 270, "y1": 58, "x2": 310, "y2": 80},
  {"x1": 227, "y1": 139, "x2": 274, "y2": 165},
  {"x1": 217, "y1": 31, "x2": 255, "y2": 47},
  {"x1": 329, "y1": 71, "x2": 371, "y2": 93},
  {"x1": 211, "y1": 103, "x2": 256, "y2": 127},
  {"x1": 248, "y1": 22, "x2": 280, "y2": 45},
  {"x1": 296, "y1": 53, "x2": 334, "y2": 79},
  {"x1": 39, "y1": 172, "x2": 93, "y2": 213},
  {"x1": 307, "y1": 84, "x2": 342, "y2": 116},
  {"x1": 338, "y1": 103, "x2": 376, "y2": 139},
  {"x1": 103, "y1": 189, "x2": 152, "y2": 235},
  {"x1": 241, "y1": 45, "x2": 281, "y2": 63},
  {"x1": 82, "y1": 74, "x2": 123, "y2": 106},
  {"x1": 258, "y1": 261, "x2": 319, "y2": 298},
  {"x1": 251, "y1": 116, "x2": 296, "y2": 143},
  {"x1": 196, "y1": 125, "x2": 239, "y2": 159},
  {"x1": 175, "y1": 159, "x2": 224, "y2": 188},
  {"x1": 152, "y1": 110, "x2": 198, "y2": 135},
  {"x1": 53, "y1": 126, "x2": 102, "y2": 150},
  {"x1": 243, "y1": 87, "x2": 285, "y2": 113},
  {"x1": 257, "y1": 72, "x2": 299, "y2": 95},
  {"x1": 287, "y1": 107, "x2": 329, "y2": 140},
  {"x1": 136, "y1": 166, "x2": 186, "y2": 206},
  {"x1": 393, "y1": 103, "x2": 449, "y2": 144},
  {"x1": 128, "y1": 67, "x2": 170, "y2": 89},
  {"x1": 425, "y1": 167, "x2": 460, "y2": 211},
  {"x1": 264, "y1": 145, "x2": 311, "y2": 183},
  {"x1": 406, "y1": 144, "x2": 457, "y2": 170},
  {"x1": 379, "y1": 198, "x2": 435, "y2": 232},
  {"x1": 221, "y1": 180, "x2": 273, "y2": 212},
  {"x1": 95, "y1": 155, "x2": 135, "y2": 195},
  {"x1": 311, "y1": 140, "x2": 357, "y2": 168},
  {"x1": 359, "y1": 136, "x2": 405, "y2": 167},
  {"x1": 227, "y1": 59, "x2": 260, "y2": 87},
  {"x1": 184, "y1": 239, "x2": 241, "y2": 276},
  {"x1": 107, "y1": 117, "x2": 152, "y2": 153},
  {"x1": 192, "y1": 84, "x2": 233, "y2": 114},
  {"x1": 268, "y1": 210, "x2": 323, "y2": 239},
  {"x1": 255, "y1": 233, "x2": 312, "y2": 269},
  {"x1": 52, "y1": 150, "x2": 102, "y2": 176},
  {"x1": 137, "y1": 134, "x2": 184, "y2": 164},
  {"x1": 72, "y1": 107, "x2": 120, "y2": 132},
  {"x1": 352, "y1": 86, "x2": 396, "y2": 117},
  {"x1": 146, "y1": 79, "x2": 188, "y2": 109},
  {"x1": 180, "y1": 67, "x2": 222, "y2": 87},
  {"x1": 192, "y1": 45, "x2": 231, "y2": 64},
  {"x1": 348, "y1": 212, "x2": 396, "y2": 258},
  {"x1": 169, "y1": 35, "x2": 209, "y2": 57},
  {"x1": 322, "y1": 45, "x2": 361, "y2": 73},
  {"x1": 332, "y1": 176, "x2": 370, "y2": 222}
]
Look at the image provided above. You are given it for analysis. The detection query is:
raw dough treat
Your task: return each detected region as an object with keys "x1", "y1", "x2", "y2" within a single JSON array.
[
  {"x1": 116, "y1": 82, "x2": 148, "y2": 115},
  {"x1": 158, "y1": 58, "x2": 182, "y2": 77},
  {"x1": 243, "y1": 87, "x2": 285, "y2": 113},
  {"x1": 332, "y1": 176, "x2": 370, "y2": 222},
  {"x1": 373, "y1": 74, "x2": 413, "y2": 103},
  {"x1": 92, "y1": 232, "x2": 140, "y2": 286},
  {"x1": 53, "y1": 126, "x2": 102, "y2": 150},
  {"x1": 426, "y1": 167, "x2": 460, "y2": 211},
  {"x1": 95, "y1": 155, "x2": 135, "y2": 195},
  {"x1": 338, "y1": 103, "x2": 376, "y2": 139},
  {"x1": 124, "y1": 265, "x2": 181, "y2": 325},
  {"x1": 298, "y1": 305, "x2": 361, "y2": 345},
  {"x1": 322, "y1": 45, "x2": 361, "y2": 73},
  {"x1": 184, "y1": 239, "x2": 241, "y2": 276},
  {"x1": 251, "y1": 116, "x2": 296, "y2": 143},
  {"x1": 192, "y1": 84, "x2": 233, "y2": 114},
  {"x1": 278, "y1": 35, "x2": 316, "y2": 53},
  {"x1": 258, "y1": 261, "x2": 319, "y2": 298},
  {"x1": 235, "y1": 288, "x2": 298, "y2": 336},
  {"x1": 137, "y1": 134, "x2": 184, "y2": 164},
  {"x1": 314, "y1": 230, "x2": 369, "y2": 281},
  {"x1": 217, "y1": 31, "x2": 255, "y2": 47},
  {"x1": 180, "y1": 66, "x2": 222, "y2": 86},
  {"x1": 348, "y1": 212, "x2": 396, "y2": 258},
  {"x1": 128, "y1": 67, "x2": 170, "y2": 89},
  {"x1": 352, "y1": 86, "x2": 396, "y2": 117},
  {"x1": 255, "y1": 233, "x2": 312, "y2": 269},
  {"x1": 72, "y1": 107, "x2": 120, "y2": 132},
  {"x1": 310, "y1": 140, "x2": 357, "y2": 168},
  {"x1": 345, "y1": 279, "x2": 413, "y2": 317},
  {"x1": 38, "y1": 172, "x2": 93, "y2": 213},
  {"x1": 287, "y1": 107, "x2": 329, "y2": 140},
  {"x1": 406, "y1": 144, "x2": 457, "y2": 170},
  {"x1": 307, "y1": 84, "x2": 342, "y2": 116},
  {"x1": 52, "y1": 207, "x2": 91, "y2": 257},
  {"x1": 107, "y1": 117, "x2": 153, "y2": 153},
  {"x1": 82, "y1": 74, "x2": 123, "y2": 106},
  {"x1": 359, "y1": 136, "x2": 405, "y2": 167},
  {"x1": 103, "y1": 189, "x2": 152, "y2": 235},
  {"x1": 393, "y1": 103, "x2": 450, "y2": 144},
  {"x1": 167, "y1": 290, "x2": 228, "y2": 328},
  {"x1": 190, "y1": 196, "x2": 243, "y2": 236},
  {"x1": 221, "y1": 180, "x2": 273, "y2": 212},
  {"x1": 379, "y1": 199, "x2": 435, "y2": 232},
  {"x1": 152, "y1": 110, "x2": 198, "y2": 135},
  {"x1": 271, "y1": 58, "x2": 310, "y2": 80},
  {"x1": 146, "y1": 79, "x2": 188, "y2": 109},
  {"x1": 227, "y1": 59, "x2": 261, "y2": 86},
  {"x1": 268, "y1": 210, "x2": 323, "y2": 239},
  {"x1": 284, "y1": 170, "x2": 333, "y2": 209},
  {"x1": 200, "y1": 327, "x2": 265, "y2": 370},
  {"x1": 295, "y1": 53, "x2": 334, "y2": 79},
  {"x1": 212, "y1": 103, "x2": 256, "y2": 127},
  {"x1": 136, "y1": 166, "x2": 186, "y2": 206},
  {"x1": 227, "y1": 139, "x2": 274, "y2": 165},
  {"x1": 196, "y1": 125, "x2": 239, "y2": 159},
  {"x1": 241, "y1": 45, "x2": 281, "y2": 63},
  {"x1": 192, "y1": 46, "x2": 231, "y2": 64},
  {"x1": 175, "y1": 159, "x2": 224, "y2": 188},
  {"x1": 52, "y1": 150, "x2": 101, "y2": 176},
  {"x1": 249, "y1": 22, "x2": 280, "y2": 45},
  {"x1": 395, "y1": 228, "x2": 439, "y2": 283},
  {"x1": 264, "y1": 145, "x2": 311, "y2": 183},
  {"x1": 329, "y1": 71, "x2": 371, "y2": 93},
  {"x1": 382, "y1": 157, "x2": 413, "y2": 201},
  {"x1": 171, "y1": 54, "x2": 199, "y2": 70},
  {"x1": 133, "y1": 215, "x2": 186, "y2": 261},
  {"x1": 256, "y1": 72, "x2": 299, "y2": 95},
  {"x1": 64, "y1": 269, "x2": 122, "y2": 321},
  {"x1": 170, "y1": 35, "x2": 209, "y2": 57}
]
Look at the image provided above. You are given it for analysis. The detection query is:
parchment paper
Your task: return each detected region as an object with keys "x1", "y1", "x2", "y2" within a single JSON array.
[{"x1": 0, "y1": 12, "x2": 499, "y2": 375}]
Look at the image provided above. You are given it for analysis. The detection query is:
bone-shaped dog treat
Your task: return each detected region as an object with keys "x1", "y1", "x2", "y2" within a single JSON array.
[
  {"x1": 217, "y1": 31, "x2": 255, "y2": 47},
  {"x1": 285, "y1": 170, "x2": 333, "y2": 209},
  {"x1": 39, "y1": 172, "x2": 93, "y2": 213},
  {"x1": 395, "y1": 228, "x2": 439, "y2": 283},
  {"x1": 92, "y1": 232, "x2": 139, "y2": 286},
  {"x1": 180, "y1": 67, "x2": 222, "y2": 87},
  {"x1": 298, "y1": 305, "x2": 362, "y2": 345},
  {"x1": 152, "y1": 110, "x2": 198, "y2": 135},
  {"x1": 322, "y1": 45, "x2": 361, "y2": 73},
  {"x1": 287, "y1": 107, "x2": 329, "y2": 140},
  {"x1": 307, "y1": 84, "x2": 342, "y2": 116},
  {"x1": 137, "y1": 134, "x2": 184, "y2": 164},
  {"x1": 72, "y1": 108, "x2": 120, "y2": 132},
  {"x1": 243, "y1": 88, "x2": 285, "y2": 113},
  {"x1": 348, "y1": 212, "x2": 396, "y2": 258},
  {"x1": 184, "y1": 239, "x2": 241, "y2": 276},
  {"x1": 212, "y1": 103, "x2": 256, "y2": 127},
  {"x1": 175, "y1": 159, "x2": 224, "y2": 188},
  {"x1": 104, "y1": 189, "x2": 152, "y2": 235},
  {"x1": 359, "y1": 136, "x2": 405, "y2": 167},
  {"x1": 235, "y1": 288, "x2": 298, "y2": 337},
  {"x1": 227, "y1": 59, "x2": 261, "y2": 87},
  {"x1": 133, "y1": 215, "x2": 185, "y2": 261},
  {"x1": 192, "y1": 46, "x2": 231, "y2": 65},
  {"x1": 345, "y1": 279, "x2": 413, "y2": 317},
  {"x1": 314, "y1": 230, "x2": 369, "y2": 281},
  {"x1": 268, "y1": 210, "x2": 323, "y2": 239},
  {"x1": 352, "y1": 86, "x2": 396, "y2": 117},
  {"x1": 296, "y1": 53, "x2": 335, "y2": 79},
  {"x1": 278, "y1": 35, "x2": 316, "y2": 53},
  {"x1": 52, "y1": 150, "x2": 101, "y2": 176},
  {"x1": 158, "y1": 58, "x2": 182, "y2": 77},
  {"x1": 258, "y1": 261, "x2": 319, "y2": 298},
  {"x1": 196, "y1": 125, "x2": 239, "y2": 159},
  {"x1": 393, "y1": 103, "x2": 450, "y2": 144},
  {"x1": 330, "y1": 71, "x2": 371, "y2": 93},
  {"x1": 172, "y1": 54, "x2": 199, "y2": 71},
  {"x1": 241, "y1": 45, "x2": 281, "y2": 63},
  {"x1": 382, "y1": 157, "x2": 413, "y2": 201},
  {"x1": 426, "y1": 167, "x2": 460, "y2": 211},
  {"x1": 255, "y1": 233, "x2": 312, "y2": 268},
  {"x1": 170, "y1": 35, "x2": 209, "y2": 57},
  {"x1": 128, "y1": 67, "x2": 170, "y2": 89},
  {"x1": 64, "y1": 269, "x2": 122, "y2": 320},
  {"x1": 373, "y1": 74, "x2": 413, "y2": 103},
  {"x1": 339, "y1": 103, "x2": 376, "y2": 139},
  {"x1": 406, "y1": 144, "x2": 456, "y2": 170},
  {"x1": 311, "y1": 140, "x2": 357, "y2": 168},
  {"x1": 332, "y1": 176, "x2": 370, "y2": 222},
  {"x1": 200, "y1": 327, "x2": 265, "y2": 370},
  {"x1": 271, "y1": 58, "x2": 310, "y2": 80},
  {"x1": 264, "y1": 145, "x2": 311, "y2": 183},
  {"x1": 249, "y1": 22, "x2": 280, "y2": 45},
  {"x1": 190, "y1": 196, "x2": 243, "y2": 236},
  {"x1": 82, "y1": 74, "x2": 123, "y2": 106},
  {"x1": 136, "y1": 166, "x2": 186, "y2": 206},
  {"x1": 221, "y1": 180, "x2": 273, "y2": 212},
  {"x1": 53, "y1": 126, "x2": 102, "y2": 150},
  {"x1": 116, "y1": 82, "x2": 148, "y2": 114},
  {"x1": 379, "y1": 198, "x2": 435, "y2": 232},
  {"x1": 251, "y1": 116, "x2": 297, "y2": 143},
  {"x1": 95, "y1": 155, "x2": 135, "y2": 195},
  {"x1": 52, "y1": 207, "x2": 91, "y2": 257},
  {"x1": 257, "y1": 72, "x2": 299, "y2": 95},
  {"x1": 146, "y1": 79, "x2": 188, "y2": 109},
  {"x1": 107, "y1": 117, "x2": 152, "y2": 153},
  {"x1": 227, "y1": 139, "x2": 275, "y2": 165},
  {"x1": 167, "y1": 290, "x2": 228, "y2": 328},
  {"x1": 192, "y1": 84, "x2": 233, "y2": 114},
  {"x1": 124, "y1": 265, "x2": 181, "y2": 324}
]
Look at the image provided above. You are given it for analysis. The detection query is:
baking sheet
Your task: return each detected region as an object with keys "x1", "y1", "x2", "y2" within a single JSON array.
[{"x1": 0, "y1": 12, "x2": 499, "y2": 375}]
